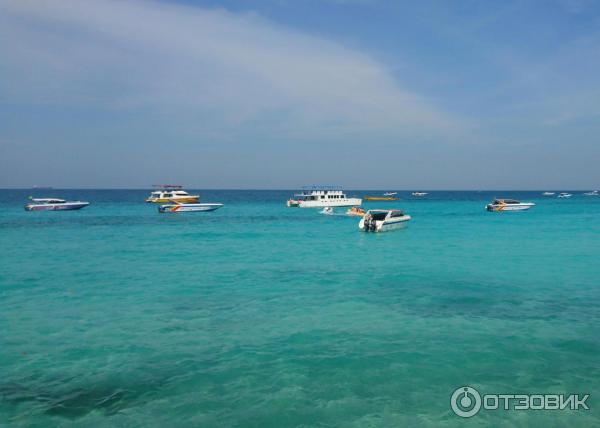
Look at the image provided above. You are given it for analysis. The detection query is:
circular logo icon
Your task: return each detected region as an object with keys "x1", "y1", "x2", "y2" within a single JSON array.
[{"x1": 451, "y1": 386, "x2": 482, "y2": 418}]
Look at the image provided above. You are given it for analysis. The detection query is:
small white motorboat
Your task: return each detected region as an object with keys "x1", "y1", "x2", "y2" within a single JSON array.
[
  {"x1": 583, "y1": 190, "x2": 598, "y2": 196},
  {"x1": 542, "y1": 192, "x2": 555, "y2": 196},
  {"x1": 158, "y1": 202, "x2": 223, "y2": 213},
  {"x1": 359, "y1": 209, "x2": 411, "y2": 232},
  {"x1": 557, "y1": 193, "x2": 572, "y2": 198},
  {"x1": 25, "y1": 198, "x2": 89, "y2": 211},
  {"x1": 320, "y1": 207, "x2": 334, "y2": 215},
  {"x1": 412, "y1": 192, "x2": 428, "y2": 197},
  {"x1": 485, "y1": 199, "x2": 535, "y2": 212},
  {"x1": 383, "y1": 192, "x2": 397, "y2": 196}
]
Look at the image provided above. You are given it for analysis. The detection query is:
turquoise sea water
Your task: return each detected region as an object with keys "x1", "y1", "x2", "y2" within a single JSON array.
[{"x1": 1, "y1": 190, "x2": 599, "y2": 427}]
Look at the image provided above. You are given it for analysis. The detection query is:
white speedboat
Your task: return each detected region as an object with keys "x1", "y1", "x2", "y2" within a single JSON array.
[
  {"x1": 289, "y1": 186, "x2": 361, "y2": 208},
  {"x1": 584, "y1": 190, "x2": 598, "y2": 196},
  {"x1": 146, "y1": 185, "x2": 199, "y2": 203},
  {"x1": 359, "y1": 209, "x2": 411, "y2": 232},
  {"x1": 557, "y1": 193, "x2": 572, "y2": 198},
  {"x1": 485, "y1": 199, "x2": 535, "y2": 212},
  {"x1": 412, "y1": 192, "x2": 428, "y2": 197},
  {"x1": 320, "y1": 207, "x2": 334, "y2": 215},
  {"x1": 158, "y1": 203, "x2": 223, "y2": 213},
  {"x1": 542, "y1": 192, "x2": 555, "y2": 196},
  {"x1": 25, "y1": 198, "x2": 89, "y2": 211},
  {"x1": 383, "y1": 192, "x2": 397, "y2": 196}
]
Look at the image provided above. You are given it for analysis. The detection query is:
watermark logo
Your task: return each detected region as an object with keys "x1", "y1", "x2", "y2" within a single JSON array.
[
  {"x1": 450, "y1": 386, "x2": 590, "y2": 418},
  {"x1": 450, "y1": 386, "x2": 481, "y2": 418}
]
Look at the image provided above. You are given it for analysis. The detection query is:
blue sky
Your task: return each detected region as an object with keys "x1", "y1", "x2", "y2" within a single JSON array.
[{"x1": 1, "y1": 0, "x2": 599, "y2": 189}]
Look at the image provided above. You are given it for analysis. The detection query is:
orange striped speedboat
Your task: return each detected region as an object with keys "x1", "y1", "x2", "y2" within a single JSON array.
[{"x1": 158, "y1": 202, "x2": 223, "y2": 213}]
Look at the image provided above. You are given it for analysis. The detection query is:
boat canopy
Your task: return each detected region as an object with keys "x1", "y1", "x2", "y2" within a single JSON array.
[
  {"x1": 152, "y1": 184, "x2": 183, "y2": 190},
  {"x1": 30, "y1": 198, "x2": 66, "y2": 203},
  {"x1": 367, "y1": 209, "x2": 405, "y2": 220},
  {"x1": 301, "y1": 185, "x2": 342, "y2": 191}
]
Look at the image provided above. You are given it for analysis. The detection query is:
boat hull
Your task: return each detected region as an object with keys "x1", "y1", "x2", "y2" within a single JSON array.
[
  {"x1": 298, "y1": 198, "x2": 362, "y2": 208},
  {"x1": 359, "y1": 216, "x2": 411, "y2": 232},
  {"x1": 486, "y1": 203, "x2": 534, "y2": 212},
  {"x1": 25, "y1": 202, "x2": 89, "y2": 211},
  {"x1": 364, "y1": 196, "x2": 398, "y2": 201},
  {"x1": 146, "y1": 196, "x2": 199, "y2": 203},
  {"x1": 158, "y1": 203, "x2": 223, "y2": 213}
]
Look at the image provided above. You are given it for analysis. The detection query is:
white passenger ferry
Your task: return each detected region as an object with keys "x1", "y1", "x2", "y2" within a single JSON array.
[{"x1": 287, "y1": 186, "x2": 361, "y2": 208}]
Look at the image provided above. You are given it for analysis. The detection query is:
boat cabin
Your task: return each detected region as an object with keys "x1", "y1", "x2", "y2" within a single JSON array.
[
  {"x1": 294, "y1": 186, "x2": 349, "y2": 201},
  {"x1": 367, "y1": 209, "x2": 405, "y2": 220}
]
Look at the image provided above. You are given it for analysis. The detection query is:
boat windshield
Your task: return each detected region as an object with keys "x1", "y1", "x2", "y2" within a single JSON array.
[{"x1": 369, "y1": 212, "x2": 389, "y2": 221}]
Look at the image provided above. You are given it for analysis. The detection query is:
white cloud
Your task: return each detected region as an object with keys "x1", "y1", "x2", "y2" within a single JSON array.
[{"x1": 0, "y1": 0, "x2": 460, "y2": 142}]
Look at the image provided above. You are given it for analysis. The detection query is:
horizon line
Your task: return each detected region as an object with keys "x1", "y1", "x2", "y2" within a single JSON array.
[{"x1": 0, "y1": 187, "x2": 596, "y2": 191}]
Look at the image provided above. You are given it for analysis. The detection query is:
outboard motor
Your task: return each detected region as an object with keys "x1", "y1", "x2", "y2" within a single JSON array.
[
  {"x1": 369, "y1": 219, "x2": 377, "y2": 231},
  {"x1": 363, "y1": 214, "x2": 376, "y2": 232}
]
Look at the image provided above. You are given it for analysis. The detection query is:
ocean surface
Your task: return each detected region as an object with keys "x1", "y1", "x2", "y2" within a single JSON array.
[{"x1": 1, "y1": 189, "x2": 599, "y2": 427}]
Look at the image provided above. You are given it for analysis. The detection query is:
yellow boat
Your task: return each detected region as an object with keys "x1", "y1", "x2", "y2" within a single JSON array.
[
  {"x1": 145, "y1": 185, "x2": 199, "y2": 203},
  {"x1": 346, "y1": 207, "x2": 366, "y2": 217},
  {"x1": 364, "y1": 195, "x2": 398, "y2": 201}
]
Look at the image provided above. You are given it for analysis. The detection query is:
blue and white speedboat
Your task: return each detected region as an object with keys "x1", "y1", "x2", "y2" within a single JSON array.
[
  {"x1": 158, "y1": 202, "x2": 223, "y2": 213},
  {"x1": 25, "y1": 198, "x2": 89, "y2": 211}
]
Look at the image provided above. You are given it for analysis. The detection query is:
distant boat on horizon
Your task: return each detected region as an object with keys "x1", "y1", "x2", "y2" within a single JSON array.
[
  {"x1": 31, "y1": 185, "x2": 53, "y2": 190},
  {"x1": 364, "y1": 195, "x2": 398, "y2": 201}
]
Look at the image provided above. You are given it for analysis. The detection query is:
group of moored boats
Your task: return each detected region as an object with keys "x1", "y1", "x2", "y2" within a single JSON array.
[
  {"x1": 24, "y1": 185, "x2": 224, "y2": 214},
  {"x1": 23, "y1": 185, "x2": 599, "y2": 231},
  {"x1": 542, "y1": 191, "x2": 598, "y2": 198},
  {"x1": 286, "y1": 187, "x2": 410, "y2": 232},
  {"x1": 146, "y1": 185, "x2": 223, "y2": 213},
  {"x1": 285, "y1": 186, "x2": 599, "y2": 231}
]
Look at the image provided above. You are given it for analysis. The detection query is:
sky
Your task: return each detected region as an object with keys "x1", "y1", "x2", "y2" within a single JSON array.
[{"x1": 0, "y1": 0, "x2": 599, "y2": 189}]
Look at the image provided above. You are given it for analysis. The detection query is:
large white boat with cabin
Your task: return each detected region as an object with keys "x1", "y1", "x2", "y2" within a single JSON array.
[
  {"x1": 359, "y1": 209, "x2": 411, "y2": 232},
  {"x1": 287, "y1": 186, "x2": 361, "y2": 208},
  {"x1": 145, "y1": 185, "x2": 199, "y2": 203}
]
